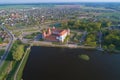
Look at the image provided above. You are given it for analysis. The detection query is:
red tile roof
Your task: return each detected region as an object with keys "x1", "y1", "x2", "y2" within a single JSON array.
[
  {"x1": 45, "y1": 35, "x2": 59, "y2": 42},
  {"x1": 43, "y1": 27, "x2": 68, "y2": 42},
  {"x1": 51, "y1": 29, "x2": 68, "y2": 36},
  {"x1": 59, "y1": 30, "x2": 68, "y2": 36}
]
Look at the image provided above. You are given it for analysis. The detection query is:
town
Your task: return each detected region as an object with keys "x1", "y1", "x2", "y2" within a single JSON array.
[{"x1": 0, "y1": 2, "x2": 120, "y2": 80}]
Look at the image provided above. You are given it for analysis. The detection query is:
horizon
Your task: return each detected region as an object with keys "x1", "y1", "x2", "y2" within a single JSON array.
[
  {"x1": 1, "y1": 2, "x2": 120, "y2": 5},
  {"x1": 1, "y1": 0, "x2": 120, "y2": 4}
]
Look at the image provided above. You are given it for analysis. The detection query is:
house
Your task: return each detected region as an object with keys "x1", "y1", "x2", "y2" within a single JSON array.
[
  {"x1": 42, "y1": 27, "x2": 70, "y2": 42},
  {"x1": 10, "y1": 13, "x2": 20, "y2": 19}
]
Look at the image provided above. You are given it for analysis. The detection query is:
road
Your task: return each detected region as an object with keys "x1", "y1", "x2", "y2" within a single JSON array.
[
  {"x1": 97, "y1": 30, "x2": 104, "y2": 51},
  {"x1": 80, "y1": 31, "x2": 87, "y2": 43},
  {"x1": 98, "y1": 31, "x2": 102, "y2": 44},
  {"x1": 0, "y1": 25, "x2": 14, "y2": 67},
  {"x1": 12, "y1": 21, "x2": 51, "y2": 32}
]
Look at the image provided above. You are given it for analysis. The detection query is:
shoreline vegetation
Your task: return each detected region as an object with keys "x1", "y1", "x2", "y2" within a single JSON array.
[
  {"x1": 33, "y1": 41, "x2": 120, "y2": 53},
  {"x1": 14, "y1": 46, "x2": 31, "y2": 80},
  {"x1": 0, "y1": 40, "x2": 29, "y2": 80},
  {"x1": 33, "y1": 41, "x2": 95, "y2": 49}
]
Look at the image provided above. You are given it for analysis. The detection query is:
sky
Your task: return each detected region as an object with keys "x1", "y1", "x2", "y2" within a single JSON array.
[{"x1": 0, "y1": 0, "x2": 120, "y2": 3}]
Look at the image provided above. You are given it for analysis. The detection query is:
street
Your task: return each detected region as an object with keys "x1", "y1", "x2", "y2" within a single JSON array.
[
  {"x1": 0, "y1": 25, "x2": 14, "y2": 67},
  {"x1": 80, "y1": 31, "x2": 87, "y2": 43}
]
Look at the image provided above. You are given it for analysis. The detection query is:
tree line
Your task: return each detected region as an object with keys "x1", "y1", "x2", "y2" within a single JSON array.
[
  {"x1": 11, "y1": 40, "x2": 25, "y2": 61},
  {"x1": 59, "y1": 19, "x2": 111, "y2": 31}
]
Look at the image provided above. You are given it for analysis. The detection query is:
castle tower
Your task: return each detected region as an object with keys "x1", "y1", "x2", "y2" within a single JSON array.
[
  {"x1": 42, "y1": 31, "x2": 46, "y2": 39},
  {"x1": 47, "y1": 28, "x2": 51, "y2": 36}
]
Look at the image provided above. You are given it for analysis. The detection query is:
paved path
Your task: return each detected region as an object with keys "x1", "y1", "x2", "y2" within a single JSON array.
[{"x1": 80, "y1": 31, "x2": 87, "y2": 43}]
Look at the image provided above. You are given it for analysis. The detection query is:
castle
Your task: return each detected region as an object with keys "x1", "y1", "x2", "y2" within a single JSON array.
[{"x1": 42, "y1": 27, "x2": 70, "y2": 42}]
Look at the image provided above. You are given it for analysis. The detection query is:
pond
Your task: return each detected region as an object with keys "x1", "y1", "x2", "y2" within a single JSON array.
[{"x1": 22, "y1": 46, "x2": 120, "y2": 80}]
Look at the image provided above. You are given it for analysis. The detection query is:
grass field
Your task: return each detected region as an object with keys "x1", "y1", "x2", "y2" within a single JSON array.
[{"x1": 0, "y1": 49, "x2": 5, "y2": 57}]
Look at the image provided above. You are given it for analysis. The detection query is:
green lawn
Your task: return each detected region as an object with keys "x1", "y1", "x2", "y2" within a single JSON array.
[
  {"x1": 16, "y1": 49, "x2": 30, "y2": 80},
  {"x1": 0, "y1": 40, "x2": 28, "y2": 80},
  {"x1": 5, "y1": 42, "x2": 30, "y2": 80},
  {"x1": 13, "y1": 31, "x2": 22, "y2": 37},
  {"x1": 24, "y1": 32, "x2": 41, "y2": 39},
  {"x1": 0, "y1": 49, "x2": 5, "y2": 57},
  {"x1": 0, "y1": 53, "x2": 12, "y2": 80},
  {"x1": 6, "y1": 61, "x2": 20, "y2": 80}
]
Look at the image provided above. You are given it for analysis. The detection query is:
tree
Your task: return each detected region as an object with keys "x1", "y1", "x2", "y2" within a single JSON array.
[
  {"x1": 12, "y1": 45, "x2": 24, "y2": 61},
  {"x1": 106, "y1": 21, "x2": 112, "y2": 27},
  {"x1": 108, "y1": 44, "x2": 115, "y2": 51},
  {"x1": 74, "y1": 20, "x2": 81, "y2": 29},
  {"x1": 0, "y1": 38, "x2": 2, "y2": 44},
  {"x1": 61, "y1": 21, "x2": 68, "y2": 29},
  {"x1": 85, "y1": 38, "x2": 92, "y2": 45},
  {"x1": 95, "y1": 22, "x2": 101, "y2": 30},
  {"x1": 68, "y1": 20, "x2": 75, "y2": 26},
  {"x1": 91, "y1": 42, "x2": 97, "y2": 47},
  {"x1": 103, "y1": 45, "x2": 108, "y2": 50},
  {"x1": 101, "y1": 21, "x2": 112, "y2": 27},
  {"x1": 87, "y1": 34, "x2": 96, "y2": 41}
]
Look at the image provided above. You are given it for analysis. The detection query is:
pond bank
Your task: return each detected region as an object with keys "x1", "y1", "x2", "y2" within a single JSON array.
[
  {"x1": 33, "y1": 41, "x2": 96, "y2": 49},
  {"x1": 33, "y1": 41, "x2": 120, "y2": 53}
]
